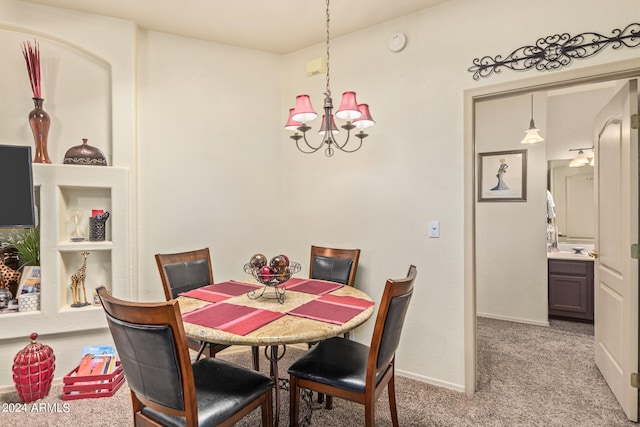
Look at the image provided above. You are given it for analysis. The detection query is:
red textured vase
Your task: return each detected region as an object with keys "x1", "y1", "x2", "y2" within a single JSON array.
[
  {"x1": 12, "y1": 332, "x2": 56, "y2": 403},
  {"x1": 28, "y1": 97, "x2": 52, "y2": 164}
]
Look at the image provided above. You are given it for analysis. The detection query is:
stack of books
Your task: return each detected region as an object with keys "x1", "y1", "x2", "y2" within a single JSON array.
[
  {"x1": 62, "y1": 344, "x2": 124, "y2": 400},
  {"x1": 76, "y1": 345, "x2": 117, "y2": 376}
]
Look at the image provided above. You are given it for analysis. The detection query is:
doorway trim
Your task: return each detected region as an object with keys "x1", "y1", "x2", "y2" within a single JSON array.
[{"x1": 463, "y1": 57, "x2": 640, "y2": 395}]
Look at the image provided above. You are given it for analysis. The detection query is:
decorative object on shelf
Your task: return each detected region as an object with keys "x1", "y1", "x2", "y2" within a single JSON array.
[
  {"x1": 63, "y1": 138, "x2": 107, "y2": 166},
  {"x1": 0, "y1": 286, "x2": 12, "y2": 309},
  {"x1": 284, "y1": 0, "x2": 375, "y2": 157},
  {"x1": 18, "y1": 292, "x2": 40, "y2": 311},
  {"x1": 22, "y1": 40, "x2": 51, "y2": 164},
  {"x1": 243, "y1": 253, "x2": 301, "y2": 303},
  {"x1": 17, "y1": 266, "x2": 40, "y2": 296},
  {"x1": 468, "y1": 22, "x2": 640, "y2": 80},
  {"x1": 89, "y1": 211, "x2": 110, "y2": 241},
  {"x1": 7, "y1": 226, "x2": 40, "y2": 268},
  {"x1": 12, "y1": 332, "x2": 55, "y2": 403},
  {"x1": 521, "y1": 94, "x2": 544, "y2": 144},
  {"x1": 70, "y1": 251, "x2": 90, "y2": 308},
  {"x1": 69, "y1": 210, "x2": 85, "y2": 242},
  {"x1": 0, "y1": 258, "x2": 21, "y2": 290},
  {"x1": 0, "y1": 247, "x2": 20, "y2": 298}
]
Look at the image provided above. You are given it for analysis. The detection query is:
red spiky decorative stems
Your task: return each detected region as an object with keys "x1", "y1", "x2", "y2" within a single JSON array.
[{"x1": 22, "y1": 40, "x2": 41, "y2": 98}]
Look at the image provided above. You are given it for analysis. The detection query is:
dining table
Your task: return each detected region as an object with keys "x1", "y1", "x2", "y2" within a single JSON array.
[{"x1": 177, "y1": 277, "x2": 375, "y2": 426}]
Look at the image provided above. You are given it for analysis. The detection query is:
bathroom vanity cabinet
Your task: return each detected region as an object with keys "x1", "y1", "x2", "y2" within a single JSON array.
[{"x1": 548, "y1": 257, "x2": 594, "y2": 321}]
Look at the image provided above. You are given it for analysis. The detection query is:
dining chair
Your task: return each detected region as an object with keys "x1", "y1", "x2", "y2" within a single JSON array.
[
  {"x1": 308, "y1": 245, "x2": 361, "y2": 408},
  {"x1": 288, "y1": 265, "x2": 417, "y2": 427},
  {"x1": 155, "y1": 248, "x2": 260, "y2": 369},
  {"x1": 309, "y1": 245, "x2": 360, "y2": 340},
  {"x1": 96, "y1": 286, "x2": 274, "y2": 427}
]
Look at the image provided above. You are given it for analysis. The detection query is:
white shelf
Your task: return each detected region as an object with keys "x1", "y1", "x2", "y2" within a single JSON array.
[
  {"x1": 57, "y1": 241, "x2": 114, "y2": 251},
  {"x1": 1, "y1": 164, "x2": 129, "y2": 340}
]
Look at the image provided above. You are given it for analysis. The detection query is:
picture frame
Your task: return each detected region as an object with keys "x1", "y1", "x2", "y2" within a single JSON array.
[
  {"x1": 478, "y1": 149, "x2": 527, "y2": 202},
  {"x1": 17, "y1": 265, "x2": 41, "y2": 295}
]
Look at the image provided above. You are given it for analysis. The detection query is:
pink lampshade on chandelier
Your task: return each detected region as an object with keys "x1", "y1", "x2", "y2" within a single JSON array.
[{"x1": 284, "y1": 0, "x2": 375, "y2": 157}]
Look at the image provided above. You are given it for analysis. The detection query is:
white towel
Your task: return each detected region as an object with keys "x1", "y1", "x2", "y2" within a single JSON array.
[{"x1": 546, "y1": 190, "x2": 556, "y2": 220}]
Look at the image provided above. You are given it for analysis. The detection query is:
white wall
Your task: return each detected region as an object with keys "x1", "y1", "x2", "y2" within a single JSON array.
[
  {"x1": 0, "y1": 0, "x2": 639, "y2": 393},
  {"x1": 136, "y1": 31, "x2": 285, "y2": 301},
  {"x1": 475, "y1": 94, "x2": 549, "y2": 325}
]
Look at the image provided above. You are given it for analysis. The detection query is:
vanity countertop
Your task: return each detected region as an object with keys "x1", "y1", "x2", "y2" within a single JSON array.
[{"x1": 547, "y1": 251, "x2": 594, "y2": 261}]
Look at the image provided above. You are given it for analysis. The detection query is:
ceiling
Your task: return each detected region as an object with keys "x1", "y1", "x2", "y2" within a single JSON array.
[{"x1": 21, "y1": 0, "x2": 449, "y2": 54}]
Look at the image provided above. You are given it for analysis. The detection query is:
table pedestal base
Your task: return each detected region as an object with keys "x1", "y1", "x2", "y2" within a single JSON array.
[{"x1": 265, "y1": 345, "x2": 287, "y2": 426}]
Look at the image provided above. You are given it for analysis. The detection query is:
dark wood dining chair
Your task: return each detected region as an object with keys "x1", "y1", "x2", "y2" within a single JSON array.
[
  {"x1": 96, "y1": 286, "x2": 274, "y2": 427},
  {"x1": 155, "y1": 248, "x2": 260, "y2": 369},
  {"x1": 308, "y1": 245, "x2": 361, "y2": 407},
  {"x1": 288, "y1": 265, "x2": 417, "y2": 427}
]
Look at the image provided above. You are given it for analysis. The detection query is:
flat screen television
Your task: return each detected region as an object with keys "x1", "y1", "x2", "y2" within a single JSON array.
[{"x1": 0, "y1": 145, "x2": 36, "y2": 228}]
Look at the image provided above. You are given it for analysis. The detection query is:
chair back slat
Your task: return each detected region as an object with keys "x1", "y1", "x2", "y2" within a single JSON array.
[{"x1": 368, "y1": 265, "x2": 416, "y2": 377}]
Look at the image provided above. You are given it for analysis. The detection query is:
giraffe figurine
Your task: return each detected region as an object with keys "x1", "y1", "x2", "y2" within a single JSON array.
[
  {"x1": 0, "y1": 258, "x2": 21, "y2": 290},
  {"x1": 70, "y1": 251, "x2": 90, "y2": 307}
]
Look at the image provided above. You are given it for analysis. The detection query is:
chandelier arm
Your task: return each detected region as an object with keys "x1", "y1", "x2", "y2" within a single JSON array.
[
  {"x1": 295, "y1": 135, "x2": 324, "y2": 154},
  {"x1": 293, "y1": 127, "x2": 334, "y2": 154},
  {"x1": 299, "y1": 131, "x2": 325, "y2": 153},
  {"x1": 334, "y1": 131, "x2": 364, "y2": 153}
]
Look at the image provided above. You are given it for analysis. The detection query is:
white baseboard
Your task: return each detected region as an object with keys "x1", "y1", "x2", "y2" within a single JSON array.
[
  {"x1": 477, "y1": 313, "x2": 550, "y2": 327},
  {"x1": 396, "y1": 368, "x2": 465, "y2": 393}
]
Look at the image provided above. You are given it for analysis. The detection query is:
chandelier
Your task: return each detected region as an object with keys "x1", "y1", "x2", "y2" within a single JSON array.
[{"x1": 284, "y1": 0, "x2": 375, "y2": 157}]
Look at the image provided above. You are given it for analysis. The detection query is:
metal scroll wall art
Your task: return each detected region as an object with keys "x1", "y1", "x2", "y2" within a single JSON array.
[{"x1": 468, "y1": 23, "x2": 640, "y2": 80}]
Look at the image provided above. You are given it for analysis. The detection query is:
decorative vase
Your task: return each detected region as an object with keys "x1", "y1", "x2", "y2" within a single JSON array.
[
  {"x1": 12, "y1": 332, "x2": 55, "y2": 403},
  {"x1": 63, "y1": 138, "x2": 107, "y2": 166},
  {"x1": 28, "y1": 97, "x2": 51, "y2": 164}
]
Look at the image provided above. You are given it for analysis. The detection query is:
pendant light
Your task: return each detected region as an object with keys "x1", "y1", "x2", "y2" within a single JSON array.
[
  {"x1": 284, "y1": 0, "x2": 374, "y2": 157},
  {"x1": 569, "y1": 147, "x2": 593, "y2": 168},
  {"x1": 521, "y1": 94, "x2": 544, "y2": 144}
]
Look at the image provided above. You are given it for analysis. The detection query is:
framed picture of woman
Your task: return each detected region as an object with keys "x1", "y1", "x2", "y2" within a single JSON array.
[{"x1": 478, "y1": 149, "x2": 527, "y2": 202}]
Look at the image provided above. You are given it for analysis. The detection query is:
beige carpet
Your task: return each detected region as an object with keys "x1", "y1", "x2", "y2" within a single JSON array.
[{"x1": 1, "y1": 317, "x2": 635, "y2": 426}]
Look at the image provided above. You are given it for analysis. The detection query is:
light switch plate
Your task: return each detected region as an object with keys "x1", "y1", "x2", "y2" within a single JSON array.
[{"x1": 428, "y1": 221, "x2": 440, "y2": 238}]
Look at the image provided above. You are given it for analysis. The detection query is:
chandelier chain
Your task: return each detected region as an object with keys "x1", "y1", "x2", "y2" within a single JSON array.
[{"x1": 324, "y1": 0, "x2": 331, "y2": 98}]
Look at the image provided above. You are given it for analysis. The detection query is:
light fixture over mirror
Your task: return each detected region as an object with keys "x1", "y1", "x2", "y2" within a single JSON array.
[
  {"x1": 521, "y1": 94, "x2": 544, "y2": 144},
  {"x1": 283, "y1": 0, "x2": 374, "y2": 157},
  {"x1": 568, "y1": 147, "x2": 594, "y2": 167}
]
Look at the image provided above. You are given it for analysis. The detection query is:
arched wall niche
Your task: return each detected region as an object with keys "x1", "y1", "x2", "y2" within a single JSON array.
[{"x1": 0, "y1": 27, "x2": 113, "y2": 163}]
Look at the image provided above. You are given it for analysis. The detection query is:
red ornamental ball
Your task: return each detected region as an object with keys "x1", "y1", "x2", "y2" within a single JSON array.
[
  {"x1": 249, "y1": 254, "x2": 268, "y2": 269},
  {"x1": 12, "y1": 332, "x2": 56, "y2": 403},
  {"x1": 269, "y1": 255, "x2": 288, "y2": 273},
  {"x1": 258, "y1": 265, "x2": 274, "y2": 282}
]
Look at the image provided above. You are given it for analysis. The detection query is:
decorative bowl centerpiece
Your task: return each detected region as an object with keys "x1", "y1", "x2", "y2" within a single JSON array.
[{"x1": 243, "y1": 253, "x2": 301, "y2": 303}]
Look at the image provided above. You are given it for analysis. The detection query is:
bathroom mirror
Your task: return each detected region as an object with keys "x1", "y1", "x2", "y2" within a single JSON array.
[{"x1": 548, "y1": 159, "x2": 594, "y2": 244}]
